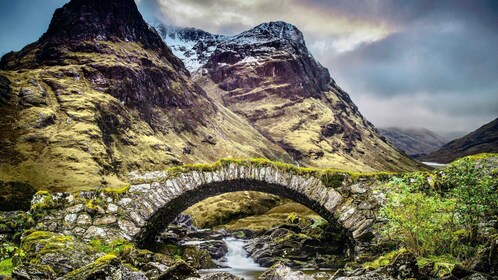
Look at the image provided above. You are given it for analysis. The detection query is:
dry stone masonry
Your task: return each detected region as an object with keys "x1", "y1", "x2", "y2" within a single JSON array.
[{"x1": 30, "y1": 161, "x2": 389, "y2": 260}]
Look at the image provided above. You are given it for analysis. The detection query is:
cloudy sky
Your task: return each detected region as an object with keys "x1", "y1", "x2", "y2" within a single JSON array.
[{"x1": 1, "y1": 0, "x2": 497, "y2": 137}]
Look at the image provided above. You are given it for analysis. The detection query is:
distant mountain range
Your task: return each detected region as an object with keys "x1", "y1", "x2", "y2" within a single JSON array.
[
  {"x1": 379, "y1": 127, "x2": 448, "y2": 158},
  {"x1": 424, "y1": 118, "x2": 498, "y2": 163}
]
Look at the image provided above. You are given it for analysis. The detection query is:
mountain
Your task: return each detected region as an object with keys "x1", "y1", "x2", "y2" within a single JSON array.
[
  {"x1": 379, "y1": 127, "x2": 448, "y2": 158},
  {"x1": 424, "y1": 118, "x2": 498, "y2": 163},
  {"x1": 154, "y1": 22, "x2": 426, "y2": 172},
  {"x1": 0, "y1": 0, "x2": 292, "y2": 198}
]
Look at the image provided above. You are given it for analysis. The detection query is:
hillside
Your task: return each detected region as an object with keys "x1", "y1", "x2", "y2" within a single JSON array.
[
  {"x1": 155, "y1": 22, "x2": 426, "y2": 172},
  {"x1": 0, "y1": 0, "x2": 292, "y2": 198},
  {"x1": 379, "y1": 127, "x2": 448, "y2": 158},
  {"x1": 424, "y1": 118, "x2": 498, "y2": 163}
]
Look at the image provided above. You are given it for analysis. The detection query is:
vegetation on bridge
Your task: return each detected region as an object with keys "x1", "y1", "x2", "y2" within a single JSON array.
[{"x1": 131, "y1": 157, "x2": 395, "y2": 189}]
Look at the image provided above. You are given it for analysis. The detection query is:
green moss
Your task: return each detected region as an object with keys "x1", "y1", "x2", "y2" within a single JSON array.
[
  {"x1": 34, "y1": 190, "x2": 49, "y2": 196},
  {"x1": 363, "y1": 248, "x2": 406, "y2": 270},
  {"x1": 94, "y1": 254, "x2": 118, "y2": 264},
  {"x1": 102, "y1": 185, "x2": 130, "y2": 195},
  {"x1": 0, "y1": 258, "x2": 13, "y2": 276},
  {"x1": 30, "y1": 195, "x2": 55, "y2": 211},
  {"x1": 89, "y1": 238, "x2": 131, "y2": 255},
  {"x1": 417, "y1": 255, "x2": 460, "y2": 277}
]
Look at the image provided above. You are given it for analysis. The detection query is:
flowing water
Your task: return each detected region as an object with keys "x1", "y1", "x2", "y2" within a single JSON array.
[{"x1": 199, "y1": 237, "x2": 335, "y2": 280}]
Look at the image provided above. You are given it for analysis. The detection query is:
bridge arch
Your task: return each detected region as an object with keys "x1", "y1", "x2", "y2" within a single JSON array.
[{"x1": 30, "y1": 159, "x2": 385, "y2": 260}]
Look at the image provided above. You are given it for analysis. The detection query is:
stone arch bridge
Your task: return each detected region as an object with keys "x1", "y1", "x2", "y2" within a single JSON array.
[{"x1": 31, "y1": 159, "x2": 391, "y2": 259}]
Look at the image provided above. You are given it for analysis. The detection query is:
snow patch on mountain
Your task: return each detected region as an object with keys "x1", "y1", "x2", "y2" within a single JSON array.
[{"x1": 152, "y1": 20, "x2": 315, "y2": 73}]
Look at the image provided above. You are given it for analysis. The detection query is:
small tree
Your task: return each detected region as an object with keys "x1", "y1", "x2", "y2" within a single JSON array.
[{"x1": 440, "y1": 157, "x2": 498, "y2": 242}]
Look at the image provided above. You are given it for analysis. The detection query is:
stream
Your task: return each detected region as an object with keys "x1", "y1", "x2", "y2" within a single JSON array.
[{"x1": 198, "y1": 237, "x2": 336, "y2": 280}]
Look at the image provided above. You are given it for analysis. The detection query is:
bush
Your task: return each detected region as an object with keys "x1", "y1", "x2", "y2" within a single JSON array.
[
  {"x1": 380, "y1": 177, "x2": 457, "y2": 256},
  {"x1": 439, "y1": 157, "x2": 498, "y2": 242}
]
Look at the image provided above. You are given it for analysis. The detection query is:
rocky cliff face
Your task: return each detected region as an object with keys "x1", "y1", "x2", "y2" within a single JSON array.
[
  {"x1": 424, "y1": 118, "x2": 498, "y2": 163},
  {"x1": 379, "y1": 127, "x2": 448, "y2": 158},
  {"x1": 0, "y1": 0, "x2": 291, "y2": 197},
  {"x1": 156, "y1": 22, "x2": 425, "y2": 172}
]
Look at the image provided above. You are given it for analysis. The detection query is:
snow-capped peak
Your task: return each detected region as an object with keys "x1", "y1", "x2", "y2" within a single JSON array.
[{"x1": 152, "y1": 20, "x2": 313, "y2": 73}]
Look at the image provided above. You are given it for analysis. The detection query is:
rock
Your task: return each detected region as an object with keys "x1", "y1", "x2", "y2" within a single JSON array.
[
  {"x1": 199, "y1": 240, "x2": 228, "y2": 261},
  {"x1": 120, "y1": 246, "x2": 173, "y2": 271},
  {"x1": 15, "y1": 231, "x2": 98, "y2": 277},
  {"x1": 60, "y1": 254, "x2": 148, "y2": 280},
  {"x1": 107, "y1": 204, "x2": 119, "y2": 213},
  {"x1": 461, "y1": 273, "x2": 497, "y2": 280},
  {"x1": 157, "y1": 260, "x2": 200, "y2": 280},
  {"x1": 181, "y1": 245, "x2": 217, "y2": 269},
  {"x1": 174, "y1": 214, "x2": 198, "y2": 231},
  {"x1": 11, "y1": 263, "x2": 56, "y2": 280},
  {"x1": 76, "y1": 214, "x2": 92, "y2": 226},
  {"x1": 83, "y1": 226, "x2": 106, "y2": 239},
  {"x1": 451, "y1": 264, "x2": 475, "y2": 279},
  {"x1": 378, "y1": 251, "x2": 421, "y2": 279},
  {"x1": 310, "y1": 271, "x2": 333, "y2": 279},
  {"x1": 258, "y1": 263, "x2": 313, "y2": 280},
  {"x1": 93, "y1": 215, "x2": 117, "y2": 225},
  {"x1": 202, "y1": 272, "x2": 244, "y2": 280},
  {"x1": 472, "y1": 236, "x2": 498, "y2": 276}
]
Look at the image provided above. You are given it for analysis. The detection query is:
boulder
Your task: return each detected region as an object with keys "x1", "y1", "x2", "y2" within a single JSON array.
[
  {"x1": 199, "y1": 240, "x2": 228, "y2": 261},
  {"x1": 202, "y1": 272, "x2": 244, "y2": 280},
  {"x1": 11, "y1": 263, "x2": 56, "y2": 280},
  {"x1": 157, "y1": 260, "x2": 200, "y2": 280},
  {"x1": 59, "y1": 254, "x2": 147, "y2": 280},
  {"x1": 258, "y1": 263, "x2": 313, "y2": 280},
  {"x1": 378, "y1": 251, "x2": 421, "y2": 279}
]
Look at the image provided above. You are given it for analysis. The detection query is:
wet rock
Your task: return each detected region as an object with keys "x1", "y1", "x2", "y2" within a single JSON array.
[
  {"x1": 258, "y1": 263, "x2": 313, "y2": 279},
  {"x1": 157, "y1": 260, "x2": 200, "y2": 280},
  {"x1": 246, "y1": 225, "x2": 345, "y2": 269},
  {"x1": 202, "y1": 272, "x2": 244, "y2": 280},
  {"x1": 174, "y1": 214, "x2": 198, "y2": 231},
  {"x1": 199, "y1": 240, "x2": 228, "y2": 261},
  {"x1": 181, "y1": 245, "x2": 217, "y2": 269}
]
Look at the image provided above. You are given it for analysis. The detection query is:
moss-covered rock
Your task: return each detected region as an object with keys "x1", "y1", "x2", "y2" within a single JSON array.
[
  {"x1": 15, "y1": 231, "x2": 98, "y2": 277},
  {"x1": 156, "y1": 260, "x2": 199, "y2": 280},
  {"x1": 181, "y1": 245, "x2": 217, "y2": 269},
  {"x1": 61, "y1": 254, "x2": 147, "y2": 280}
]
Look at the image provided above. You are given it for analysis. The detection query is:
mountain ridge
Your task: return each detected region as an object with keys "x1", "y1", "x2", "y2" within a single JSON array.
[
  {"x1": 379, "y1": 127, "x2": 448, "y2": 158},
  {"x1": 155, "y1": 20, "x2": 427, "y2": 172},
  {"x1": 424, "y1": 118, "x2": 498, "y2": 163}
]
